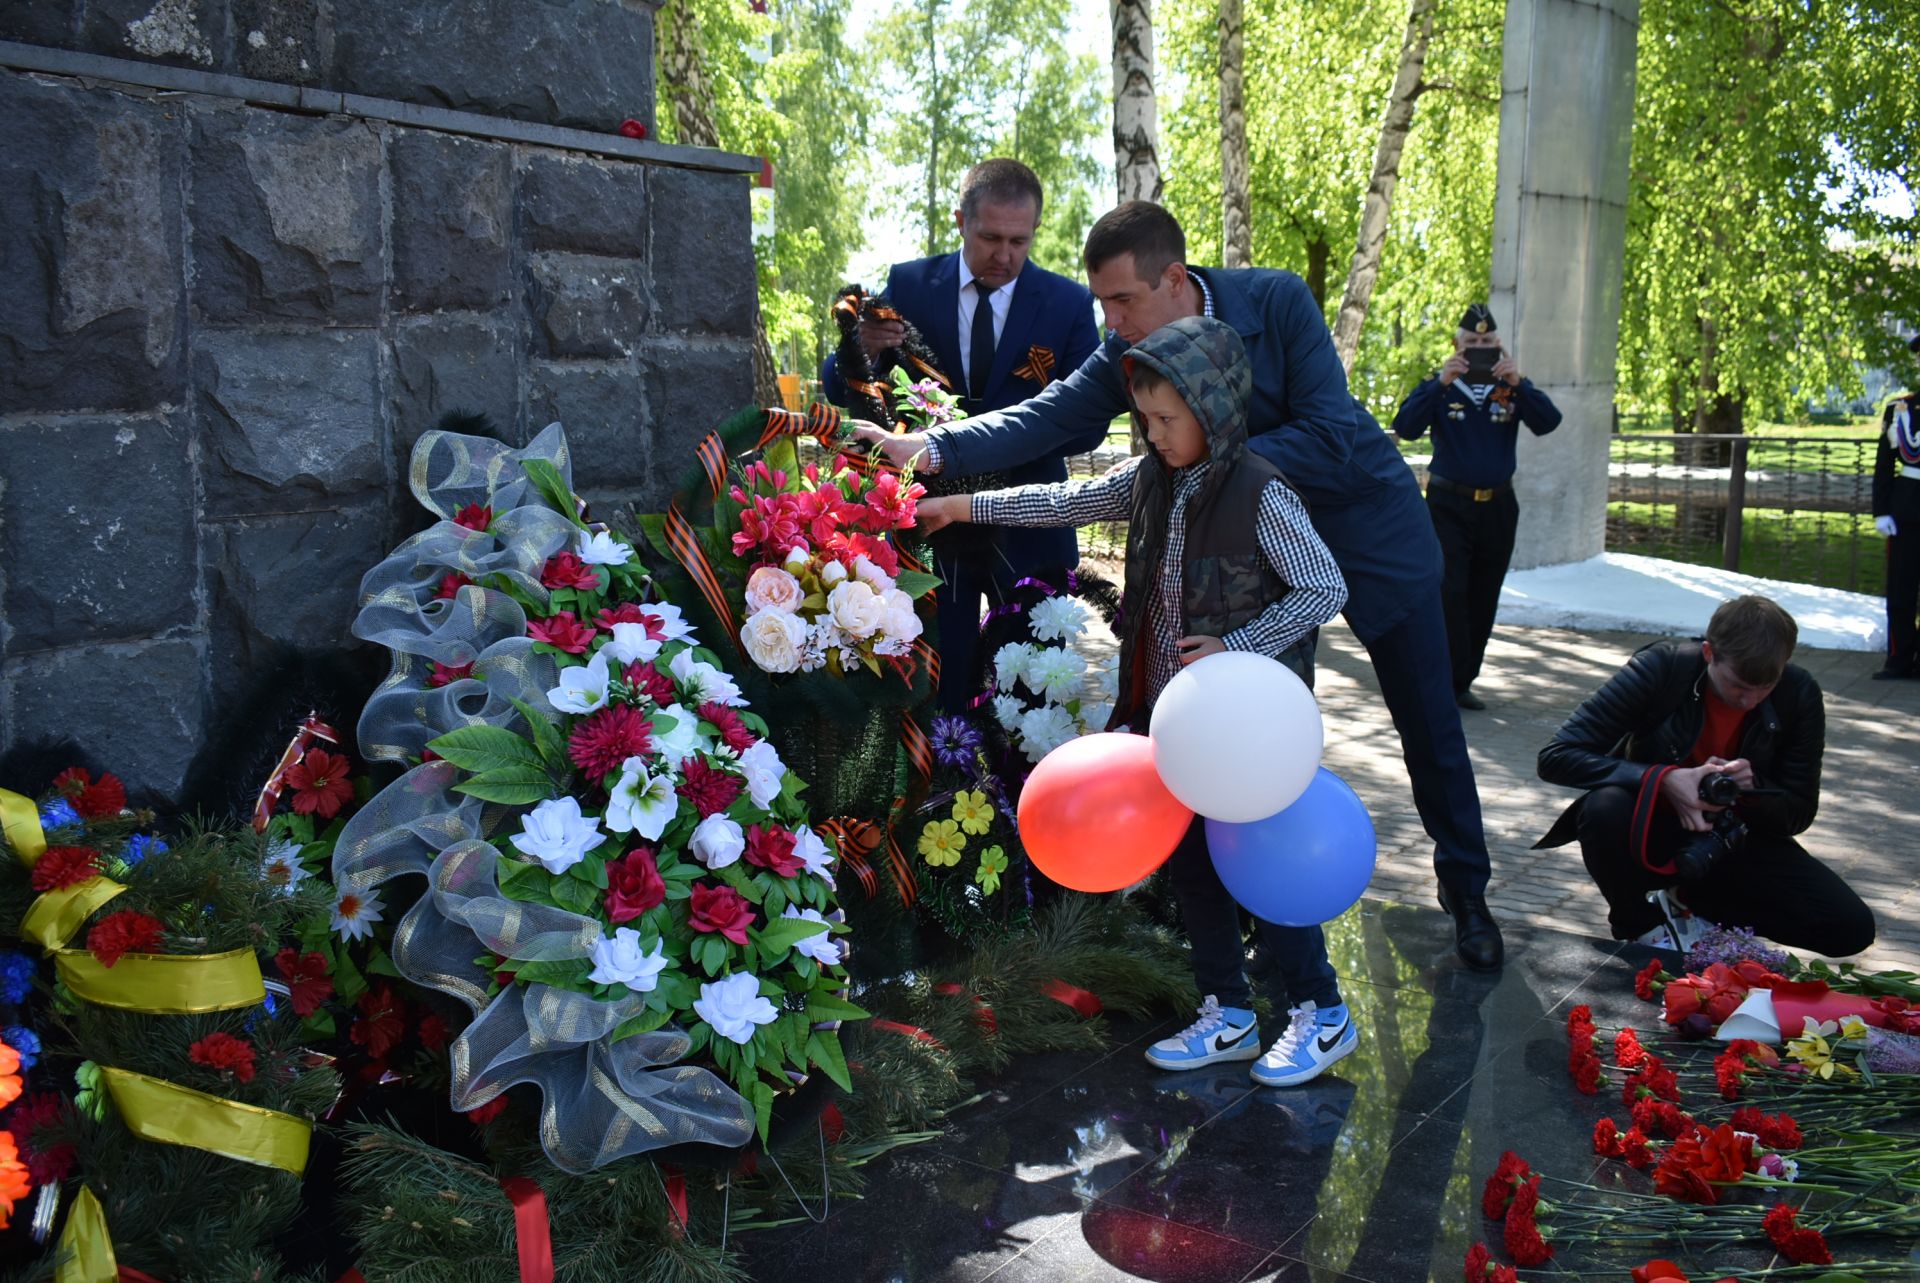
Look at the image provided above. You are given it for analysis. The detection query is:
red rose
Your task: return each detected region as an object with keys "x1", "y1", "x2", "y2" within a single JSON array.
[
  {"x1": 688, "y1": 882, "x2": 754, "y2": 945},
  {"x1": 527, "y1": 611, "x2": 596, "y2": 654},
  {"x1": 31, "y1": 845, "x2": 101, "y2": 892},
  {"x1": 679, "y1": 757, "x2": 743, "y2": 819},
  {"x1": 417, "y1": 1013, "x2": 449, "y2": 1053},
  {"x1": 743, "y1": 824, "x2": 802, "y2": 877},
  {"x1": 605, "y1": 847, "x2": 666, "y2": 923},
  {"x1": 1634, "y1": 958, "x2": 1668, "y2": 1000},
  {"x1": 274, "y1": 947, "x2": 335, "y2": 1018},
  {"x1": 427, "y1": 661, "x2": 475, "y2": 689},
  {"x1": 467, "y1": 1096, "x2": 508, "y2": 1125},
  {"x1": 350, "y1": 983, "x2": 406, "y2": 1059},
  {"x1": 87, "y1": 909, "x2": 164, "y2": 967},
  {"x1": 434, "y1": 571, "x2": 473, "y2": 600},
  {"x1": 285, "y1": 748, "x2": 356, "y2": 819},
  {"x1": 189, "y1": 1031, "x2": 257, "y2": 1083},
  {"x1": 453, "y1": 503, "x2": 493, "y2": 531},
  {"x1": 1501, "y1": 1177, "x2": 1553, "y2": 1266},
  {"x1": 596, "y1": 602, "x2": 650, "y2": 631},
  {"x1": 540, "y1": 550, "x2": 601, "y2": 590}
]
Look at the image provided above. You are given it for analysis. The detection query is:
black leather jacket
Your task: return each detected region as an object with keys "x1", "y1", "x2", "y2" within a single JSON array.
[{"x1": 1535, "y1": 640, "x2": 1824, "y2": 855}]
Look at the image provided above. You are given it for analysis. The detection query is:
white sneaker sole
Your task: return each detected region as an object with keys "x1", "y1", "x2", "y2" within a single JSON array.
[
  {"x1": 1144, "y1": 1040, "x2": 1261, "y2": 1071},
  {"x1": 1250, "y1": 1032, "x2": 1357, "y2": 1087}
]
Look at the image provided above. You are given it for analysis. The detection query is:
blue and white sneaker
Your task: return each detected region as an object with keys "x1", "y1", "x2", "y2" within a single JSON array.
[
  {"x1": 1144, "y1": 995, "x2": 1260, "y2": 1070},
  {"x1": 1250, "y1": 1001, "x2": 1357, "y2": 1087}
]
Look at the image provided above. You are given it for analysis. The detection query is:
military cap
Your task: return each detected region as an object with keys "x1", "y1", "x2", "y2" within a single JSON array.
[{"x1": 1460, "y1": 303, "x2": 1496, "y2": 334}]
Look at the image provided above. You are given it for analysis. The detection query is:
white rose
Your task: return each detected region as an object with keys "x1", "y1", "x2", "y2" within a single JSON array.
[
  {"x1": 739, "y1": 607, "x2": 807, "y2": 674},
  {"x1": 509, "y1": 796, "x2": 605, "y2": 874},
  {"x1": 602, "y1": 621, "x2": 661, "y2": 666},
  {"x1": 693, "y1": 971, "x2": 779, "y2": 1044},
  {"x1": 690, "y1": 812, "x2": 745, "y2": 869},
  {"x1": 737, "y1": 739, "x2": 787, "y2": 809},
  {"x1": 819, "y1": 559, "x2": 849, "y2": 586},
  {"x1": 851, "y1": 554, "x2": 890, "y2": 590},
  {"x1": 744, "y1": 566, "x2": 804, "y2": 615},
  {"x1": 826, "y1": 580, "x2": 885, "y2": 639},
  {"x1": 588, "y1": 927, "x2": 669, "y2": 992},
  {"x1": 879, "y1": 588, "x2": 922, "y2": 642},
  {"x1": 781, "y1": 906, "x2": 843, "y2": 965},
  {"x1": 783, "y1": 546, "x2": 811, "y2": 572}
]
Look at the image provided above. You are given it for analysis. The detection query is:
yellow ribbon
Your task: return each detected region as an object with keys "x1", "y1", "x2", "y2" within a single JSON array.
[
  {"x1": 54, "y1": 1186, "x2": 118, "y2": 1283},
  {"x1": 21, "y1": 876, "x2": 127, "y2": 952},
  {"x1": 0, "y1": 785, "x2": 47, "y2": 863},
  {"x1": 55, "y1": 947, "x2": 265, "y2": 1014},
  {"x1": 101, "y1": 1066, "x2": 312, "y2": 1175}
]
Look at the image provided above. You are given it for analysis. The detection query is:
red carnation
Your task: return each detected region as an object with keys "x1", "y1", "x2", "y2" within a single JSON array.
[
  {"x1": 31, "y1": 845, "x2": 101, "y2": 892},
  {"x1": 434, "y1": 571, "x2": 473, "y2": 600},
  {"x1": 743, "y1": 824, "x2": 803, "y2": 877},
  {"x1": 540, "y1": 550, "x2": 602, "y2": 590},
  {"x1": 1565, "y1": 1004, "x2": 1595, "y2": 1039},
  {"x1": 350, "y1": 983, "x2": 407, "y2": 1059},
  {"x1": 1631, "y1": 1096, "x2": 1693, "y2": 1140},
  {"x1": 1569, "y1": 1050, "x2": 1605, "y2": 1095},
  {"x1": 688, "y1": 882, "x2": 754, "y2": 945},
  {"x1": 604, "y1": 847, "x2": 667, "y2": 923},
  {"x1": 1614, "y1": 1027, "x2": 1648, "y2": 1068},
  {"x1": 1730, "y1": 1105, "x2": 1802, "y2": 1151},
  {"x1": 1634, "y1": 958, "x2": 1668, "y2": 1000},
  {"x1": 1593, "y1": 1118, "x2": 1621, "y2": 1157},
  {"x1": 1762, "y1": 1203, "x2": 1832, "y2": 1266},
  {"x1": 698, "y1": 701, "x2": 758, "y2": 753},
  {"x1": 528, "y1": 611, "x2": 596, "y2": 654},
  {"x1": 427, "y1": 661, "x2": 475, "y2": 689},
  {"x1": 467, "y1": 1096, "x2": 509, "y2": 1125},
  {"x1": 568, "y1": 704, "x2": 655, "y2": 783},
  {"x1": 1481, "y1": 1151, "x2": 1531, "y2": 1219},
  {"x1": 1501, "y1": 1177, "x2": 1553, "y2": 1266},
  {"x1": 1631, "y1": 1262, "x2": 1690, "y2": 1283},
  {"x1": 87, "y1": 909, "x2": 164, "y2": 967},
  {"x1": 679, "y1": 757, "x2": 743, "y2": 819},
  {"x1": 53, "y1": 767, "x2": 127, "y2": 819},
  {"x1": 453, "y1": 503, "x2": 493, "y2": 531},
  {"x1": 8, "y1": 1093, "x2": 76, "y2": 1184},
  {"x1": 189, "y1": 1031, "x2": 257, "y2": 1084},
  {"x1": 625, "y1": 661, "x2": 676, "y2": 704},
  {"x1": 417, "y1": 1012, "x2": 449, "y2": 1053},
  {"x1": 618, "y1": 118, "x2": 647, "y2": 140},
  {"x1": 1462, "y1": 1242, "x2": 1497, "y2": 1281},
  {"x1": 285, "y1": 748, "x2": 356, "y2": 819},
  {"x1": 274, "y1": 947, "x2": 335, "y2": 1018},
  {"x1": 1619, "y1": 1125, "x2": 1654, "y2": 1168}
]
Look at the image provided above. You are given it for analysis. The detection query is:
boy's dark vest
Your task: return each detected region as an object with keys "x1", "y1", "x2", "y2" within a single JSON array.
[{"x1": 1111, "y1": 455, "x2": 1289, "y2": 728}]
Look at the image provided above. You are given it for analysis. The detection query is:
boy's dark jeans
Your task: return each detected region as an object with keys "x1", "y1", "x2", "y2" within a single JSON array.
[{"x1": 1161, "y1": 634, "x2": 1342, "y2": 1016}]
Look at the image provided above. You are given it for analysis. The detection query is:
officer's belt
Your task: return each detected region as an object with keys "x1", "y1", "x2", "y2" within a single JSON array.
[
  {"x1": 1426, "y1": 475, "x2": 1513, "y2": 502},
  {"x1": 1901, "y1": 464, "x2": 1920, "y2": 482}
]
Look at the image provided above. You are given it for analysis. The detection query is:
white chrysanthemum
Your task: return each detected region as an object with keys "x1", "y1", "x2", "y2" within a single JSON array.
[
  {"x1": 1077, "y1": 700, "x2": 1112, "y2": 733},
  {"x1": 588, "y1": 927, "x2": 669, "y2": 991},
  {"x1": 509, "y1": 796, "x2": 605, "y2": 874},
  {"x1": 694, "y1": 971, "x2": 779, "y2": 1044},
  {"x1": 782, "y1": 906, "x2": 843, "y2": 965},
  {"x1": 1022, "y1": 645, "x2": 1088, "y2": 701},
  {"x1": 1095, "y1": 656, "x2": 1122, "y2": 700},
  {"x1": 577, "y1": 530, "x2": 633, "y2": 566},
  {"x1": 546, "y1": 650, "x2": 611, "y2": 715},
  {"x1": 1029, "y1": 596, "x2": 1090, "y2": 644},
  {"x1": 991, "y1": 693, "x2": 1024, "y2": 731},
  {"x1": 605, "y1": 757, "x2": 676, "y2": 840},
  {"x1": 1017, "y1": 704, "x2": 1079, "y2": 763},
  {"x1": 993, "y1": 642, "x2": 1036, "y2": 692}
]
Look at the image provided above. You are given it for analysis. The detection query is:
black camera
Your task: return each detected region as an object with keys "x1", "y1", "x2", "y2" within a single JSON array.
[{"x1": 1671, "y1": 772, "x2": 1778, "y2": 884}]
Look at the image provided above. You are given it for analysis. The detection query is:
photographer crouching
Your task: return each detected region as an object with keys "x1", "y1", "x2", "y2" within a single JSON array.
[{"x1": 1534, "y1": 595, "x2": 1875, "y2": 957}]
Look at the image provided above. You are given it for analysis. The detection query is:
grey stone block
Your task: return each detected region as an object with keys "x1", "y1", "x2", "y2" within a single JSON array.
[
  {"x1": 649, "y1": 167, "x2": 754, "y2": 336},
  {"x1": 1, "y1": 1, "x2": 76, "y2": 44},
  {"x1": 636, "y1": 338, "x2": 754, "y2": 510},
  {"x1": 526, "y1": 361, "x2": 649, "y2": 493},
  {"x1": 391, "y1": 314, "x2": 521, "y2": 462},
  {"x1": 329, "y1": 0, "x2": 654, "y2": 133},
  {"x1": 390, "y1": 131, "x2": 512, "y2": 313},
  {"x1": 81, "y1": 0, "x2": 222, "y2": 68},
  {"x1": 195, "y1": 329, "x2": 385, "y2": 513},
  {"x1": 520, "y1": 152, "x2": 648, "y2": 258},
  {"x1": 5, "y1": 636, "x2": 210, "y2": 796},
  {"x1": 526, "y1": 252, "x2": 648, "y2": 360},
  {"x1": 190, "y1": 105, "x2": 382, "y2": 324},
  {"x1": 0, "y1": 415, "x2": 197, "y2": 653},
  {"x1": 231, "y1": 0, "x2": 324, "y2": 84},
  {"x1": 0, "y1": 73, "x2": 185, "y2": 414}
]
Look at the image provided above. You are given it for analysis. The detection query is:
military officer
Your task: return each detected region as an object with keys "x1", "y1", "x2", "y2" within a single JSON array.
[
  {"x1": 1392, "y1": 304, "x2": 1562, "y2": 710},
  {"x1": 1870, "y1": 333, "x2": 1920, "y2": 680}
]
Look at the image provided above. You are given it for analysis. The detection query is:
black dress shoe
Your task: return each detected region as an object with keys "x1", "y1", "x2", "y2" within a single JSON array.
[
  {"x1": 1872, "y1": 666, "x2": 1916, "y2": 681},
  {"x1": 1455, "y1": 689, "x2": 1486, "y2": 710},
  {"x1": 1437, "y1": 885, "x2": 1504, "y2": 970}
]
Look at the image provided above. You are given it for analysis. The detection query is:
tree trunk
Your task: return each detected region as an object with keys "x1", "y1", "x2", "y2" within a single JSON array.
[
  {"x1": 923, "y1": 0, "x2": 946, "y2": 257},
  {"x1": 1110, "y1": 0, "x2": 1163, "y2": 204},
  {"x1": 1330, "y1": 0, "x2": 1437, "y2": 372},
  {"x1": 1217, "y1": 0, "x2": 1250, "y2": 268},
  {"x1": 660, "y1": 0, "x2": 780, "y2": 407},
  {"x1": 1304, "y1": 236, "x2": 1330, "y2": 309}
]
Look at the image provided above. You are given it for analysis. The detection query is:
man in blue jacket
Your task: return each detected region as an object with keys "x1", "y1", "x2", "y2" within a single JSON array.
[
  {"x1": 823, "y1": 159, "x2": 1099, "y2": 709},
  {"x1": 853, "y1": 201, "x2": 1506, "y2": 970},
  {"x1": 1392, "y1": 305, "x2": 1562, "y2": 710}
]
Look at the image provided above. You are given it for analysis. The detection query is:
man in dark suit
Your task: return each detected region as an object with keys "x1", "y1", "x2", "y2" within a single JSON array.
[
  {"x1": 822, "y1": 159, "x2": 1099, "y2": 710},
  {"x1": 854, "y1": 201, "x2": 1506, "y2": 970}
]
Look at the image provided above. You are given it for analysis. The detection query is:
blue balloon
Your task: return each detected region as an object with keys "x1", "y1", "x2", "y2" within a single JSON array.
[{"x1": 1204, "y1": 768, "x2": 1376, "y2": 926}]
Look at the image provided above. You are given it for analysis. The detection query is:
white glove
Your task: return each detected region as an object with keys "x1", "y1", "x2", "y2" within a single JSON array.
[{"x1": 1876, "y1": 515, "x2": 1899, "y2": 537}]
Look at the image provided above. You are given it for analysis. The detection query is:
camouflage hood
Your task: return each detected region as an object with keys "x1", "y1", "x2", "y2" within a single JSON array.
[{"x1": 1123, "y1": 315, "x2": 1253, "y2": 479}]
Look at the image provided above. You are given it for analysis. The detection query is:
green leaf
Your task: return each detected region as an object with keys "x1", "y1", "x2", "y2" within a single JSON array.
[
  {"x1": 804, "y1": 991, "x2": 870, "y2": 1022},
  {"x1": 508, "y1": 696, "x2": 572, "y2": 775},
  {"x1": 753, "y1": 915, "x2": 831, "y2": 956},
  {"x1": 610, "y1": 1007, "x2": 675, "y2": 1042},
  {"x1": 496, "y1": 858, "x2": 548, "y2": 904},
  {"x1": 522, "y1": 457, "x2": 586, "y2": 528},
  {"x1": 893, "y1": 569, "x2": 942, "y2": 597},
  {"x1": 454, "y1": 766, "x2": 556, "y2": 805},
  {"x1": 507, "y1": 958, "x2": 592, "y2": 987},
  {"x1": 427, "y1": 724, "x2": 545, "y2": 775},
  {"x1": 300, "y1": 1009, "x2": 337, "y2": 1039},
  {"x1": 547, "y1": 873, "x2": 600, "y2": 917},
  {"x1": 364, "y1": 943, "x2": 402, "y2": 978},
  {"x1": 332, "y1": 945, "x2": 368, "y2": 1004}
]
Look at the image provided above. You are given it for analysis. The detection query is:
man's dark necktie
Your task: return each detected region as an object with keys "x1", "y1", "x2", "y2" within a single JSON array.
[{"x1": 968, "y1": 280, "x2": 996, "y2": 402}]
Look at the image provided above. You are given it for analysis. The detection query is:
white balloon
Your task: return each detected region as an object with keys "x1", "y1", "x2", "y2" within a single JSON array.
[{"x1": 1148, "y1": 651, "x2": 1323, "y2": 822}]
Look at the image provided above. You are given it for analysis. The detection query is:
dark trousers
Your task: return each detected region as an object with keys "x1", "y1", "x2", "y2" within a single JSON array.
[
  {"x1": 1884, "y1": 480, "x2": 1920, "y2": 671},
  {"x1": 932, "y1": 551, "x2": 1009, "y2": 713},
  {"x1": 1354, "y1": 585, "x2": 1493, "y2": 895},
  {"x1": 1575, "y1": 785, "x2": 1876, "y2": 956},
  {"x1": 1427, "y1": 485, "x2": 1519, "y2": 694}
]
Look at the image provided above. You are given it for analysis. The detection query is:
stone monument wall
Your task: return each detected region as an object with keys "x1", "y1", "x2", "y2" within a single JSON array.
[{"x1": 0, "y1": 2, "x2": 763, "y2": 798}]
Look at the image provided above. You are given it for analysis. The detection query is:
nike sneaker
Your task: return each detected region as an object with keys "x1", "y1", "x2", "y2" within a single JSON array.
[
  {"x1": 1144, "y1": 995, "x2": 1260, "y2": 1070},
  {"x1": 1250, "y1": 1001, "x2": 1357, "y2": 1088}
]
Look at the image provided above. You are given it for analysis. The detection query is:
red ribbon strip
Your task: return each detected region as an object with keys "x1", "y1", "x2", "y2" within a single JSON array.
[
  {"x1": 933, "y1": 982, "x2": 1000, "y2": 1035},
  {"x1": 498, "y1": 1176, "x2": 555, "y2": 1283},
  {"x1": 119, "y1": 1270, "x2": 168, "y2": 1283},
  {"x1": 873, "y1": 1018, "x2": 946, "y2": 1049},
  {"x1": 1041, "y1": 979, "x2": 1103, "y2": 1019},
  {"x1": 250, "y1": 712, "x2": 342, "y2": 832},
  {"x1": 660, "y1": 1164, "x2": 689, "y2": 1236}
]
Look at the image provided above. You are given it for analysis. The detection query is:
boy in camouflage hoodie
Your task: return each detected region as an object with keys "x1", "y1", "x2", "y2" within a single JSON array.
[{"x1": 916, "y1": 315, "x2": 1360, "y2": 1086}]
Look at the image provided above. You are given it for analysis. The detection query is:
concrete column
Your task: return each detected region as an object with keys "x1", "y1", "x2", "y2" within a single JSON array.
[{"x1": 1489, "y1": 0, "x2": 1639, "y2": 569}]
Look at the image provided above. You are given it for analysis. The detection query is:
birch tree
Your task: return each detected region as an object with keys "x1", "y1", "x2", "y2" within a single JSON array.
[
  {"x1": 1112, "y1": 0, "x2": 1164, "y2": 204},
  {"x1": 1217, "y1": 0, "x2": 1250, "y2": 268}
]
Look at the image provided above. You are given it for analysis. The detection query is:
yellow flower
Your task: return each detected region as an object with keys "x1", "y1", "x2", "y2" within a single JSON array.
[
  {"x1": 1837, "y1": 1015, "x2": 1869, "y2": 1042},
  {"x1": 952, "y1": 789, "x2": 994, "y2": 836},
  {"x1": 918, "y1": 819, "x2": 966, "y2": 867},
  {"x1": 1785, "y1": 1031, "x2": 1857, "y2": 1081},
  {"x1": 975, "y1": 845, "x2": 1008, "y2": 895}
]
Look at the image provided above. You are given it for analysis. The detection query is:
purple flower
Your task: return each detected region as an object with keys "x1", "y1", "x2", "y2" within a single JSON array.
[
  {"x1": 1682, "y1": 924, "x2": 1792, "y2": 975},
  {"x1": 2, "y1": 1025, "x2": 39, "y2": 1069},
  {"x1": 930, "y1": 715, "x2": 984, "y2": 769}
]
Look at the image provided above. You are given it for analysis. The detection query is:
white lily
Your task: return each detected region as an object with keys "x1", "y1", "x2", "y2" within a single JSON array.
[
  {"x1": 546, "y1": 650, "x2": 611, "y2": 715},
  {"x1": 605, "y1": 756, "x2": 677, "y2": 841}
]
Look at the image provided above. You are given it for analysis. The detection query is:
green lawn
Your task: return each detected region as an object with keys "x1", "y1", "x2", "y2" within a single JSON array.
[{"x1": 1608, "y1": 500, "x2": 1885, "y2": 595}]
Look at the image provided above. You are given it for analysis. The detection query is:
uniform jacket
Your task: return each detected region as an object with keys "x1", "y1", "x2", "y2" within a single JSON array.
[
  {"x1": 1871, "y1": 392, "x2": 1920, "y2": 519},
  {"x1": 924, "y1": 267, "x2": 1440, "y2": 642},
  {"x1": 1534, "y1": 640, "x2": 1824, "y2": 873},
  {"x1": 821, "y1": 253, "x2": 1099, "y2": 573},
  {"x1": 1391, "y1": 375, "x2": 1563, "y2": 490}
]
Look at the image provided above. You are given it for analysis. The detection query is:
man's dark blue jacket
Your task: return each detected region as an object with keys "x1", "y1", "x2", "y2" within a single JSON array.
[
  {"x1": 923, "y1": 267, "x2": 1440, "y2": 642},
  {"x1": 822, "y1": 252, "x2": 1099, "y2": 573}
]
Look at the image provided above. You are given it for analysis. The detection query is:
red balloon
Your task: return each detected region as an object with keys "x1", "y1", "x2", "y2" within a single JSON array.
[{"x1": 1016, "y1": 733, "x2": 1192, "y2": 891}]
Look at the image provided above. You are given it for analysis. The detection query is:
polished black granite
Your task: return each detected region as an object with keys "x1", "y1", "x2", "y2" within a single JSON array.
[{"x1": 736, "y1": 899, "x2": 1916, "y2": 1282}]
